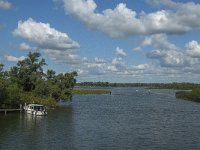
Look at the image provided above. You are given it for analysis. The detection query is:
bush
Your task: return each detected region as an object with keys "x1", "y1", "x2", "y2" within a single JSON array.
[
  {"x1": 6, "y1": 84, "x2": 22, "y2": 108},
  {"x1": 20, "y1": 92, "x2": 57, "y2": 108},
  {"x1": 0, "y1": 80, "x2": 8, "y2": 108}
]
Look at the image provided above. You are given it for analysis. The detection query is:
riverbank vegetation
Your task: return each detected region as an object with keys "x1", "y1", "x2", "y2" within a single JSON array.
[
  {"x1": 0, "y1": 52, "x2": 77, "y2": 109},
  {"x1": 77, "y1": 82, "x2": 200, "y2": 103},
  {"x1": 76, "y1": 82, "x2": 200, "y2": 90},
  {"x1": 176, "y1": 88, "x2": 200, "y2": 102}
]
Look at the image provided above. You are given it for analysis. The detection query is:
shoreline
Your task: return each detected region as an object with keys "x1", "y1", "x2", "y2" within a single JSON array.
[{"x1": 72, "y1": 89, "x2": 111, "y2": 95}]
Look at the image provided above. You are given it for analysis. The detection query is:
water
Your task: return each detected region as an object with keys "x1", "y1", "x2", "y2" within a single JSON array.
[{"x1": 1, "y1": 87, "x2": 200, "y2": 150}]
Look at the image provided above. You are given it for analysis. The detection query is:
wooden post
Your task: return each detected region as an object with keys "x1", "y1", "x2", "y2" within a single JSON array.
[
  {"x1": 20, "y1": 104, "x2": 22, "y2": 112},
  {"x1": 24, "y1": 103, "x2": 26, "y2": 111},
  {"x1": 5, "y1": 110, "x2": 7, "y2": 115}
]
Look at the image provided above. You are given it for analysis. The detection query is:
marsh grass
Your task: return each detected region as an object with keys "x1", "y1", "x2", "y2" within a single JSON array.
[{"x1": 176, "y1": 88, "x2": 200, "y2": 102}]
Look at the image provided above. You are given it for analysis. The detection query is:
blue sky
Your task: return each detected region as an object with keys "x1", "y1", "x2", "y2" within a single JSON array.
[{"x1": 1, "y1": 0, "x2": 200, "y2": 83}]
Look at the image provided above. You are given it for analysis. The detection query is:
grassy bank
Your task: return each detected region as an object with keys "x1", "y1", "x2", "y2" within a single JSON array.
[
  {"x1": 73, "y1": 90, "x2": 111, "y2": 95},
  {"x1": 176, "y1": 88, "x2": 200, "y2": 102}
]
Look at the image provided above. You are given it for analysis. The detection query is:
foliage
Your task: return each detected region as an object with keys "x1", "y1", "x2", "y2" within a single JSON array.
[
  {"x1": 0, "y1": 80, "x2": 22, "y2": 108},
  {"x1": 0, "y1": 52, "x2": 77, "y2": 108},
  {"x1": 10, "y1": 52, "x2": 46, "y2": 92},
  {"x1": 0, "y1": 79, "x2": 8, "y2": 108},
  {"x1": 20, "y1": 92, "x2": 57, "y2": 108},
  {"x1": 6, "y1": 83, "x2": 22, "y2": 108}
]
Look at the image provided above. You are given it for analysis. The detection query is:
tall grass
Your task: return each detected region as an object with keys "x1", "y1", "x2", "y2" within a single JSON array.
[{"x1": 176, "y1": 88, "x2": 200, "y2": 102}]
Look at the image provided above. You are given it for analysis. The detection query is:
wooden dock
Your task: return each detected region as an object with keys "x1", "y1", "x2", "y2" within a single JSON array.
[{"x1": 0, "y1": 104, "x2": 23, "y2": 115}]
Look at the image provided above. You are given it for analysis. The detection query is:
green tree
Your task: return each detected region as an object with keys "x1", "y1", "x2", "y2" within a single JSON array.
[
  {"x1": 12, "y1": 52, "x2": 46, "y2": 91},
  {"x1": 46, "y1": 69, "x2": 56, "y2": 80},
  {"x1": 0, "y1": 52, "x2": 78, "y2": 108},
  {"x1": 46, "y1": 71, "x2": 77, "y2": 101}
]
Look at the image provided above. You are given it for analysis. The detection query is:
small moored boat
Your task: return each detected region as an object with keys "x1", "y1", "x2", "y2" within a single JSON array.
[{"x1": 24, "y1": 104, "x2": 47, "y2": 116}]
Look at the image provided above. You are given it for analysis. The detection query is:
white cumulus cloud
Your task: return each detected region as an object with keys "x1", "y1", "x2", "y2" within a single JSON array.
[
  {"x1": 133, "y1": 47, "x2": 141, "y2": 52},
  {"x1": 18, "y1": 43, "x2": 37, "y2": 51},
  {"x1": 63, "y1": 0, "x2": 200, "y2": 37},
  {"x1": 131, "y1": 64, "x2": 149, "y2": 70},
  {"x1": 13, "y1": 18, "x2": 80, "y2": 50},
  {"x1": 0, "y1": 0, "x2": 11, "y2": 10},
  {"x1": 13, "y1": 18, "x2": 80, "y2": 64},
  {"x1": 44, "y1": 49, "x2": 80, "y2": 64},
  {"x1": 143, "y1": 34, "x2": 200, "y2": 69},
  {"x1": 115, "y1": 47, "x2": 127, "y2": 57},
  {"x1": 4, "y1": 55, "x2": 26, "y2": 62},
  {"x1": 186, "y1": 40, "x2": 200, "y2": 57},
  {"x1": 142, "y1": 34, "x2": 177, "y2": 50}
]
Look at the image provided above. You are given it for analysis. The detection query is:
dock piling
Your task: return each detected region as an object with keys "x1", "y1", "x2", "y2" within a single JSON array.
[{"x1": 20, "y1": 104, "x2": 22, "y2": 112}]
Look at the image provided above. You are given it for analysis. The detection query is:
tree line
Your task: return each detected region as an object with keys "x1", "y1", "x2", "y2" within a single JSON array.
[
  {"x1": 0, "y1": 52, "x2": 77, "y2": 108},
  {"x1": 76, "y1": 82, "x2": 200, "y2": 90},
  {"x1": 77, "y1": 82, "x2": 200, "y2": 103}
]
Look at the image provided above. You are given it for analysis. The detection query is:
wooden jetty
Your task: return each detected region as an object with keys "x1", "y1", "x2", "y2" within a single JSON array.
[{"x1": 0, "y1": 104, "x2": 23, "y2": 115}]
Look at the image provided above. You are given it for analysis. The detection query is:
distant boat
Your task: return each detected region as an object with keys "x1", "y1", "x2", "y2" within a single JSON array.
[
  {"x1": 24, "y1": 104, "x2": 47, "y2": 116},
  {"x1": 148, "y1": 90, "x2": 151, "y2": 94}
]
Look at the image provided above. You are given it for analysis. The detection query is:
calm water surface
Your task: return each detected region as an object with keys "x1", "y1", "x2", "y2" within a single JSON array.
[{"x1": 1, "y1": 87, "x2": 200, "y2": 150}]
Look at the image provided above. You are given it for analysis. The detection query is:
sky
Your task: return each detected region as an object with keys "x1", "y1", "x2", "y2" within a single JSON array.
[{"x1": 0, "y1": 0, "x2": 200, "y2": 83}]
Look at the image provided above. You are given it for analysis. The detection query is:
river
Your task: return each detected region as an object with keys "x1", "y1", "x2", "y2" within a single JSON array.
[{"x1": 1, "y1": 87, "x2": 200, "y2": 150}]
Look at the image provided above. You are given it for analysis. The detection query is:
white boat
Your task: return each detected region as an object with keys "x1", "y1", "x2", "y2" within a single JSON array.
[{"x1": 24, "y1": 104, "x2": 47, "y2": 116}]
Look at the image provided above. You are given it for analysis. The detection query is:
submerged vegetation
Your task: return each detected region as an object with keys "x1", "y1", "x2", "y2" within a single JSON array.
[{"x1": 0, "y1": 52, "x2": 77, "y2": 108}]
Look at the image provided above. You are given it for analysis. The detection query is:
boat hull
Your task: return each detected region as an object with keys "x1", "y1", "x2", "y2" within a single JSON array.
[
  {"x1": 24, "y1": 104, "x2": 47, "y2": 116},
  {"x1": 26, "y1": 109, "x2": 47, "y2": 116}
]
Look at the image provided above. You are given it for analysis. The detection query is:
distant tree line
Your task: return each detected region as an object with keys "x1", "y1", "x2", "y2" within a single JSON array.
[
  {"x1": 76, "y1": 82, "x2": 147, "y2": 87},
  {"x1": 77, "y1": 82, "x2": 200, "y2": 102},
  {"x1": 0, "y1": 52, "x2": 77, "y2": 108},
  {"x1": 76, "y1": 82, "x2": 200, "y2": 90}
]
